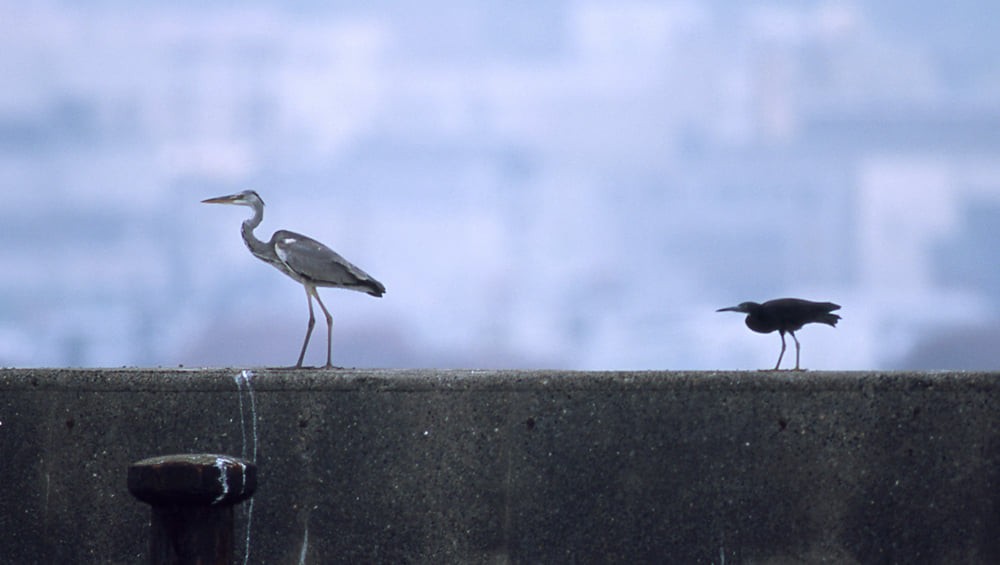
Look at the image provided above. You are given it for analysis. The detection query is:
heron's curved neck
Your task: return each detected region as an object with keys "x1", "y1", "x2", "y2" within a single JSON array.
[{"x1": 240, "y1": 205, "x2": 272, "y2": 259}]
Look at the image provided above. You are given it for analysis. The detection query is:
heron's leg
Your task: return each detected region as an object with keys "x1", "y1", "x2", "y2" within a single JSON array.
[
  {"x1": 774, "y1": 331, "x2": 787, "y2": 370},
  {"x1": 790, "y1": 331, "x2": 801, "y2": 370},
  {"x1": 296, "y1": 286, "x2": 317, "y2": 368},
  {"x1": 311, "y1": 289, "x2": 335, "y2": 368}
]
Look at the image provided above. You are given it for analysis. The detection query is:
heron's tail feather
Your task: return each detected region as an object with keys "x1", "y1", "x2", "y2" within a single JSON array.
[{"x1": 362, "y1": 278, "x2": 386, "y2": 297}]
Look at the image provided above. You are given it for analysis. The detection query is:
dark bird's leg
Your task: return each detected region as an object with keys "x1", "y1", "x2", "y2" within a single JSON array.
[
  {"x1": 310, "y1": 288, "x2": 335, "y2": 368},
  {"x1": 296, "y1": 286, "x2": 317, "y2": 368},
  {"x1": 774, "y1": 330, "x2": 787, "y2": 370},
  {"x1": 790, "y1": 331, "x2": 802, "y2": 371}
]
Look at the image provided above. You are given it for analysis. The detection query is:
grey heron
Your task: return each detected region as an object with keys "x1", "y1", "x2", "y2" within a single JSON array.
[
  {"x1": 717, "y1": 298, "x2": 840, "y2": 370},
  {"x1": 202, "y1": 190, "x2": 385, "y2": 368}
]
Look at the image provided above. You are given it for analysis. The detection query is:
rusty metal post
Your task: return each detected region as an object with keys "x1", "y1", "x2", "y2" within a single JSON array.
[{"x1": 128, "y1": 454, "x2": 257, "y2": 565}]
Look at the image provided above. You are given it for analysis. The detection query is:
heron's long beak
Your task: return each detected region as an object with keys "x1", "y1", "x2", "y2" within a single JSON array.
[
  {"x1": 716, "y1": 306, "x2": 741, "y2": 313},
  {"x1": 202, "y1": 194, "x2": 241, "y2": 204}
]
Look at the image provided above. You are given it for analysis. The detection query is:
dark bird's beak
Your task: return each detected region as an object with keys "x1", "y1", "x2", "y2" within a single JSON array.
[
  {"x1": 202, "y1": 194, "x2": 241, "y2": 205},
  {"x1": 717, "y1": 306, "x2": 740, "y2": 313}
]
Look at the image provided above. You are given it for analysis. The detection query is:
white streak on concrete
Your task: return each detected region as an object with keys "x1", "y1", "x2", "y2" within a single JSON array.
[
  {"x1": 233, "y1": 370, "x2": 259, "y2": 461},
  {"x1": 243, "y1": 497, "x2": 256, "y2": 565},
  {"x1": 234, "y1": 375, "x2": 247, "y2": 455},
  {"x1": 232, "y1": 370, "x2": 259, "y2": 565},
  {"x1": 297, "y1": 525, "x2": 309, "y2": 565},
  {"x1": 241, "y1": 370, "x2": 259, "y2": 461}
]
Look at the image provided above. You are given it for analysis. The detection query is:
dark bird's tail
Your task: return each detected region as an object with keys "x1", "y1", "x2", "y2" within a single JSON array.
[
  {"x1": 815, "y1": 302, "x2": 841, "y2": 327},
  {"x1": 818, "y1": 312, "x2": 841, "y2": 327}
]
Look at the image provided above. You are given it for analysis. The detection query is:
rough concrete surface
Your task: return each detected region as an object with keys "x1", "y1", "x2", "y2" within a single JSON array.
[{"x1": 0, "y1": 369, "x2": 998, "y2": 563}]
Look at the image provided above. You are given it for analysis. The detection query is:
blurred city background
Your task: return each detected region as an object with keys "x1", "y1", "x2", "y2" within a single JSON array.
[{"x1": 2, "y1": 1, "x2": 1000, "y2": 370}]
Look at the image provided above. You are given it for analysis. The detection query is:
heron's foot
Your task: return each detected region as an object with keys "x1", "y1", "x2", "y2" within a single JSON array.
[{"x1": 323, "y1": 363, "x2": 346, "y2": 370}]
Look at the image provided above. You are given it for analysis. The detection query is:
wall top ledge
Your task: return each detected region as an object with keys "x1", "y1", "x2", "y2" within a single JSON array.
[{"x1": 0, "y1": 368, "x2": 996, "y2": 392}]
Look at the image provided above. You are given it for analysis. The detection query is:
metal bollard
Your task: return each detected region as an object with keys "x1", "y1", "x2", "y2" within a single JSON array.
[{"x1": 128, "y1": 454, "x2": 257, "y2": 565}]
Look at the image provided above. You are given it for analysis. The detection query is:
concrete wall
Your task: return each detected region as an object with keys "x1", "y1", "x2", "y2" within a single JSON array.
[{"x1": 0, "y1": 369, "x2": 998, "y2": 564}]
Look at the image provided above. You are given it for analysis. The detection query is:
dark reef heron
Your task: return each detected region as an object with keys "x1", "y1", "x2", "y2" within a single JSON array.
[
  {"x1": 203, "y1": 190, "x2": 385, "y2": 368},
  {"x1": 717, "y1": 298, "x2": 841, "y2": 371}
]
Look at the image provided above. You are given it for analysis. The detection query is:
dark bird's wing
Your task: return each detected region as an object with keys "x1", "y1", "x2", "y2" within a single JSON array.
[
  {"x1": 272, "y1": 230, "x2": 385, "y2": 296},
  {"x1": 764, "y1": 298, "x2": 841, "y2": 328}
]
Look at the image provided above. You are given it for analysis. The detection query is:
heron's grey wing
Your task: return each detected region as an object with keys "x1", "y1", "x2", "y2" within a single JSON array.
[{"x1": 272, "y1": 230, "x2": 385, "y2": 296}]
